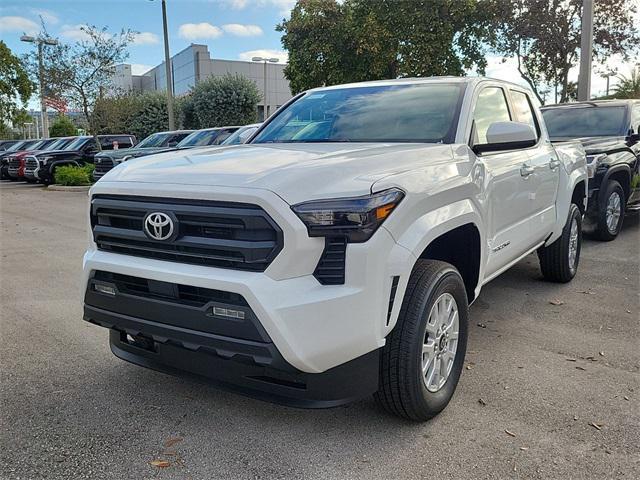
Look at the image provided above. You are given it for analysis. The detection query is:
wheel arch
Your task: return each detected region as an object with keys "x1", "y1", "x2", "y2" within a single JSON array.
[{"x1": 603, "y1": 164, "x2": 632, "y2": 200}]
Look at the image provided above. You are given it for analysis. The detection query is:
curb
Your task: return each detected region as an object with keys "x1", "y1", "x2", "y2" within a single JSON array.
[{"x1": 47, "y1": 185, "x2": 91, "y2": 192}]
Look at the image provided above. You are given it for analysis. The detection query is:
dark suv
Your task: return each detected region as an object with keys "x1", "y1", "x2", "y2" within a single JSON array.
[
  {"x1": 26, "y1": 134, "x2": 136, "y2": 185},
  {"x1": 541, "y1": 100, "x2": 640, "y2": 240},
  {"x1": 93, "y1": 130, "x2": 193, "y2": 181}
]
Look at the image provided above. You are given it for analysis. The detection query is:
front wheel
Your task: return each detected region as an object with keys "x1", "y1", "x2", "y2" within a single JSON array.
[
  {"x1": 375, "y1": 260, "x2": 469, "y2": 421},
  {"x1": 538, "y1": 203, "x2": 582, "y2": 283},
  {"x1": 595, "y1": 180, "x2": 625, "y2": 241}
]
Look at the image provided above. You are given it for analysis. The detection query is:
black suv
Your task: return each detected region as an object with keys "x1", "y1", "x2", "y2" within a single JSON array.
[
  {"x1": 542, "y1": 100, "x2": 640, "y2": 240},
  {"x1": 93, "y1": 130, "x2": 193, "y2": 181},
  {"x1": 27, "y1": 134, "x2": 136, "y2": 185}
]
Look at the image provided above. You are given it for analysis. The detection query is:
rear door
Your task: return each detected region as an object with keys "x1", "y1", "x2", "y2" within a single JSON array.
[
  {"x1": 508, "y1": 89, "x2": 559, "y2": 243},
  {"x1": 472, "y1": 86, "x2": 535, "y2": 277}
]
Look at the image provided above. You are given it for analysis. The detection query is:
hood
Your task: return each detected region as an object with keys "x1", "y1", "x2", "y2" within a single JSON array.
[
  {"x1": 102, "y1": 142, "x2": 455, "y2": 204},
  {"x1": 34, "y1": 149, "x2": 81, "y2": 159},
  {"x1": 552, "y1": 135, "x2": 629, "y2": 155},
  {"x1": 97, "y1": 146, "x2": 172, "y2": 160}
]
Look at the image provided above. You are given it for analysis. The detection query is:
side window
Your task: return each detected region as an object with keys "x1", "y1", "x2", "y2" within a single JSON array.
[
  {"x1": 631, "y1": 103, "x2": 640, "y2": 133},
  {"x1": 510, "y1": 90, "x2": 539, "y2": 139},
  {"x1": 473, "y1": 87, "x2": 511, "y2": 144}
]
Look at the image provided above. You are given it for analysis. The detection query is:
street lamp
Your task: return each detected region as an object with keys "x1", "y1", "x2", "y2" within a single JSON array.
[
  {"x1": 20, "y1": 34, "x2": 58, "y2": 139},
  {"x1": 149, "y1": 0, "x2": 175, "y2": 130},
  {"x1": 602, "y1": 71, "x2": 617, "y2": 96},
  {"x1": 252, "y1": 57, "x2": 279, "y2": 120}
]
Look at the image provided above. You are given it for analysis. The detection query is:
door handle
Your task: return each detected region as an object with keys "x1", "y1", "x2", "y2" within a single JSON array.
[
  {"x1": 549, "y1": 159, "x2": 561, "y2": 170},
  {"x1": 520, "y1": 164, "x2": 535, "y2": 177}
]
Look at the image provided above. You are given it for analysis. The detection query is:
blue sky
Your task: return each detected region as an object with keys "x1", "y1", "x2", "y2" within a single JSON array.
[{"x1": 0, "y1": 0, "x2": 294, "y2": 75}]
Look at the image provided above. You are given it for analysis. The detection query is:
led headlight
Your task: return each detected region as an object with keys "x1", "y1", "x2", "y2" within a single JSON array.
[
  {"x1": 291, "y1": 188, "x2": 404, "y2": 243},
  {"x1": 586, "y1": 154, "x2": 606, "y2": 179}
]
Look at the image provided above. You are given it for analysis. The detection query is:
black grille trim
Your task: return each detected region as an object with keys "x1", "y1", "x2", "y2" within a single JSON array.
[
  {"x1": 386, "y1": 276, "x2": 400, "y2": 325},
  {"x1": 91, "y1": 195, "x2": 283, "y2": 271},
  {"x1": 314, "y1": 237, "x2": 347, "y2": 285}
]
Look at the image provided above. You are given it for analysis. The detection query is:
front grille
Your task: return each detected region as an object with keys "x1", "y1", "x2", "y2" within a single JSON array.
[
  {"x1": 25, "y1": 157, "x2": 38, "y2": 173},
  {"x1": 314, "y1": 237, "x2": 347, "y2": 285},
  {"x1": 91, "y1": 195, "x2": 283, "y2": 271},
  {"x1": 8, "y1": 157, "x2": 20, "y2": 169},
  {"x1": 94, "y1": 157, "x2": 114, "y2": 176}
]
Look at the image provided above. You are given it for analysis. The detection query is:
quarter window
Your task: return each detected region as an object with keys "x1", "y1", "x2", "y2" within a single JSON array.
[
  {"x1": 473, "y1": 87, "x2": 511, "y2": 144},
  {"x1": 510, "y1": 91, "x2": 539, "y2": 139}
]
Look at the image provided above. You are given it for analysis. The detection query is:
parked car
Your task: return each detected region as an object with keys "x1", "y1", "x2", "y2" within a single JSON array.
[
  {"x1": 7, "y1": 137, "x2": 73, "y2": 182},
  {"x1": 26, "y1": 134, "x2": 136, "y2": 185},
  {"x1": 541, "y1": 100, "x2": 640, "y2": 240},
  {"x1": 82, "y1": 77, "x2": 587, "y2": 421},
  {"x1": 0, "y1": 140, "x2": 22, "y2": 151},
  {"x1": 93, "y1": 130, "x2": 192, "y2": 181},
  {"x1": 220, "y1": 123, "x2": 262, "y2": 145},
  {"x1": 1, "y1": 140, "x2": 32, "y2": 180},
  {"x1": 5, "y1": 139, "x2": 55, "y2": 181},
  {"x1": 23, "y1": 137, "x2": 78, "y2": 182}
]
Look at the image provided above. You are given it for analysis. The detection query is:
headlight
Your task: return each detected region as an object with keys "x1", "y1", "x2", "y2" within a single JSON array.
[
  {"x1": 586, "y1": 154, "x2": 606, "y2": 179},
  {"x1": 113, "y1": 155, "x2": 131, "y2": 165},
  {"x1": 291, "y1": 188, "x2": 404, "y2": 243}
]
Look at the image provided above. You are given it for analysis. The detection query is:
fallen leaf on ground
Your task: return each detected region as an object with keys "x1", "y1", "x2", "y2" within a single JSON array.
[
  {"x1": 578, "y1": 290, "x2": 596, "y2": 295},
  {"x1": 150, "y1": 459, "x2": 171, "y2": 468},
  {"x1": 575, "y1": 366, "x2": 586, "y2": 371},
  {"x1": 549, "y1": 299, "x2": 564, "y2": 306},
  {"x1": 566, "y1": 358, "x2": 577, "y2": 362},
  {"x1": 477, "y1": 323, "x2": 487, "y2": 328},
  {"x1": 505, "y1": 429, "x2": 516, "y2": 437},
  {"x1": 164, "y1": 437, "x2": 183, "y2": 448},
  {"x1": 599, "y1": 351, "x2": 605, "y2": 357},
  {"x1": 589, "y1": 422, "x2": 602, "y2": 431},
  {"x1": 573, "y1": 415, "x2": 578, "y2": 421},
  {"x1": 623, "y1": 396, "x2": 629, "y2": 401},
  {"x1": 478, "y1": 398, "x2": 487, "y2": 406},
  {"x1": 519, "y1": 447, "x2": 529, "y2": 451}
]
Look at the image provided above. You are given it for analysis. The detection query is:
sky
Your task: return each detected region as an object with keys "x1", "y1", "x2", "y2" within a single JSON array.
[{"x1": 0, "y1": 0, "x2": 638, "y2": 103}]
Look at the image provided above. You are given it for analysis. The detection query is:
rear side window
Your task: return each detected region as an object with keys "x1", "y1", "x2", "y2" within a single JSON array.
[
  {"x1": 473, "y1": 87, "x2": 511, "y2": 144},
  {"x1": 632, "y1": 102, "x2": 640, "y2": 133},
  {"x1": 168, "y1": 133, "x2": 190, "y2": 145},
  {"x1": 510, "y1": 91, "x2": 539, "y2": 139}
]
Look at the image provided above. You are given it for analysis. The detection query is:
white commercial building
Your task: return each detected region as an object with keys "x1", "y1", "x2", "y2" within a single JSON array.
[{"x1": 112, "y1": 44, "x2": 292, "y2": 120}]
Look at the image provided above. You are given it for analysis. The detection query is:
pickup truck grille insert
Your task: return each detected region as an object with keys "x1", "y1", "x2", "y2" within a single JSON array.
[
  {"x1": 94, "y1": 157, "x2": 114, "y2": 177},
  {"x1": 8, "y1": 157, "x2": 21, "y2": 169},
  {"x1": 25, "y1": 157, "x2": 38, "y2": 173},
  {"x1": 91, "y1": 195, "x2": 283, "y2": 271},
  {"x1": 314, "y1": 237, "x2": 347, "y2": 285}
]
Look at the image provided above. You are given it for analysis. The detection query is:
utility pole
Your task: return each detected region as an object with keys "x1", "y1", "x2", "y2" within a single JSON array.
[
  {"x1": 161, "y1": 0, "x2": 175, "y2": 130},
  {"x1": 577, "y1": 0, "x2": 594, "y2": 101},
  {"x1": 251, "y1": 57, "x2": 279, "y2": 120},
  {"x1": 21, "y1": 35, "x2": 58, "y2": 138}
]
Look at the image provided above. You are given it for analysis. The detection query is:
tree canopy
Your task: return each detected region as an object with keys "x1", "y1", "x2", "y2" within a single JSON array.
[
  {"x1": 49, "y1": 115, "x2": 78, "y2": 137},
  {"x1": 190, "y1": 74, "x2": 261, "y2": 127},
  {"x1": 278, "y1": 0, "x2": 497, "y2": 94},
  {"x1": 0, "y1": 41, "x2": 34, "y2": 125}
]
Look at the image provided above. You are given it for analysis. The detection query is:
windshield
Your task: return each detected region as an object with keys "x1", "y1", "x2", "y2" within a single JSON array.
[
  {"x1": 223, "y1": 126, "x2": 259, "y2": 145},
  {"x1": 252, "y1": 83, "x2": 465, "y2": 144},
  {"x1": 177, "y1": 129, "x2": 225, "y2": 147},
  {"x1": 65, "y1": 137, "x2": 91, "y2": 151},
  {"x1": 542, "y1": 106, "x2": 628, "y2": 138},
  {"x1": 46, "y1": 138, "x2": 73, "y2": 150},
  {"x1": 137, "y1": 132, "x2": 173, "y2": 148},
  {"x1": 7, "y1": 141, "x2": 26, "y2": 152}
]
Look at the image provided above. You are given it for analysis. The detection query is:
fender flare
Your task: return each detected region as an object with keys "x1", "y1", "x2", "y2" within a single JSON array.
[{"x1": 601, "y1": 163, "x2": 632, "y2": 196}]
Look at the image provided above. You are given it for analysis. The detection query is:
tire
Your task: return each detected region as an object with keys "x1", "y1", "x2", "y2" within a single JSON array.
[
  {"x1": 375, "y1": 260, "x2": 469, "y2": 421},
  {"x1": 538, "y1": 203, "x2": 582, "y2": 283},
  {"x1": 595, "y1": 180, "x2": 625, "y2": 241}
]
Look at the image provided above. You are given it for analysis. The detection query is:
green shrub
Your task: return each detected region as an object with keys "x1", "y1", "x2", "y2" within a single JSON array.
[
  {"x1": 83, "y1": 163, "x2": 95, "y2": 176},
  {"x1": 191, "y1": 73, "x2": 260, "y2": 127},
  {"x1": 53, "y1": 165, "x2": 91, "y2": 186},
  {"x1": 49, "y1": 115, "x2": 78, "y2": 137}
]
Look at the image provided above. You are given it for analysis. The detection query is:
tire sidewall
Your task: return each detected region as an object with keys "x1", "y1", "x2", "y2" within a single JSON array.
[
  {"x1": 410, "y1": 268, "x2": 469, "y2": 415},
  {"x1": 567, "y1": 204, "x2": 582, "y2": 277},
  {"x1": 598, "y1": 181, "x2": 625, "y2": 239}
]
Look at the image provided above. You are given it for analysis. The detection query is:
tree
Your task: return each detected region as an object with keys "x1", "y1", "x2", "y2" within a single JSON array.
[
  {"x1": 278, "y1": 0, "x2": 497, "y2": 94},
  {"x1": 26, "y1": 25, "x2": 135, "y2": 132},
  {"x1": 12, "y1": 110, "x2": 33, "y2": 138},
  {"x1": 0, "y1": 41, "x2": 34, "y2": 125},
  {"x1": 191, "y1": 74, "x2": 260, "y2": 127},
  {"x1": 126, "y1": 92, "x2": 175, "y2": 140},
  {"x1": 492, "y1": 0, "x2": 639, "y2": 104},
  {"x1": 49, "y1": 115, "x2": 78, "y2": 137},
  {"x1": 612, "y1": 67, "x2": 640, "y2": 99}
]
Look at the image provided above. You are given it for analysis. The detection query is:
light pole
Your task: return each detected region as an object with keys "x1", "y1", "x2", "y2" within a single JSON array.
[
  {"x1": 577, "y1": 0, "x2": 594, "y2": 101},
  {"x1": 602, "y1": 71, "x2": 617, "y2": 96},
  {"x1": 20, "y1": 35, "x2": 58, "y2": 138},
  {"x1": 252, "y1": 57, "x2": 279, "y2": 120},
  {"x1": 159, "y1": 0, "x2": 175, "y2": 130}
]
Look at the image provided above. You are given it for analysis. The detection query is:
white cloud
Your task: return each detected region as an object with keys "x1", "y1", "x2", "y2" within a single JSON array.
[
  {"x1": 0, "y1": 16, "x2": 39, "y2": 35},
  {"x1": 30, "y1": 8, "x2": 59, "y2": 25},
  {"x1": 238, "y1": 49, "x2": 288, "y2": 63},
  {"x1": 131, "y1": 64, "x2": 154, "y2": 76},
  {"x1": 220, "y1": 0, "x2": 295, "y2": 15},
  {"x1": 227, "y1": 0, "x2": 248, "y2": 8},
  {"x1": 132, "y1": 31, "x2": 159, "y2": 45},
  {"x1": 59, "y1": 24, "x2": 91, "y2": 41},
  {"x1": 178, "y1": 22, "x2": 223, "y2": 40},
  {"x1": 222, "y1": 23, "x2": 263, "y2": 36}
]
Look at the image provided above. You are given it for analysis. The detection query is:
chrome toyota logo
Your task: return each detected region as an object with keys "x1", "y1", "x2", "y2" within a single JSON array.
[{"x1": 144, "y1": 212, "x2": 174, "y2": 241}]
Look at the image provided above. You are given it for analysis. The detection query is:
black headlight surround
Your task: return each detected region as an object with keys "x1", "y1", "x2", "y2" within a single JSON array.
[{"x1": 291, "y1": 188, "x2": 405, "y2": 243}]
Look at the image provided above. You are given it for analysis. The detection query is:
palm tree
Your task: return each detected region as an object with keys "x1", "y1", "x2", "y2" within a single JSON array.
[{"x1": 612, "y1": 67, "x2": 640, "y2": 99}]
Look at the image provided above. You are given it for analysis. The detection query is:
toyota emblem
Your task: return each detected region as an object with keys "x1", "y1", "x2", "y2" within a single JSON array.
[{"x1": 144, "y1": 212, "x2": 174, "y2": 241}]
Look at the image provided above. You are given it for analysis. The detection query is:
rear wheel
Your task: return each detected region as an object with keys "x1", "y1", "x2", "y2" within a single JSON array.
[
  {"x1": 375, "y1": 260, "x2": 468, "y2": 421},
  {"x1": 538, "y1": 203, "x2": 582, "y2": 283},
  {"x1": 595, "y1": 180, "x2": 625, "y2": 241}
]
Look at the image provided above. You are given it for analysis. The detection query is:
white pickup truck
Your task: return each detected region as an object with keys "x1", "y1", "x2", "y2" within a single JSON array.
[{"x1": 83, "y1": 77, "x2": 587, "y2": 421}]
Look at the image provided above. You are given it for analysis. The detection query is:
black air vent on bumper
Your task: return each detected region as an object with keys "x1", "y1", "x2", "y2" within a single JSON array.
[
  {"x1": 314, "y1": 237, "x2": 347, "y2": 285},
  {"x1": 91, "y1": 195, "x2": 283, "y2": 272}
]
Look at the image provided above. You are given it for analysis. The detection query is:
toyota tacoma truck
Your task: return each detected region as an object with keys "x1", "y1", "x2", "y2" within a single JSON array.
[
  {"x1": 542, "y1": 100, "x2": 640, "y2": 240},
  {"x1": 83, "y1": 77, "x2": 587, "y2": 421}
]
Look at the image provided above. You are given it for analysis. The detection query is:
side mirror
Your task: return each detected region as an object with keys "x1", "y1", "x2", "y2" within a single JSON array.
[{"x1": 474, "y1": 121, "x2": 537, "y2": 154}]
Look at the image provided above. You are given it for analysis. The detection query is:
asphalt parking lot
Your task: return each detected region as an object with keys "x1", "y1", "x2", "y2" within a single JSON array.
[{"x1": 1, "y1": 181, "x2": 638, "y2": 480}]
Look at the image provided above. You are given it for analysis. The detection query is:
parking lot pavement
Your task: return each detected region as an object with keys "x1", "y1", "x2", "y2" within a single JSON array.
[{"x1": 1, "y1": 184, "x2": 638, "y2": 480}]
